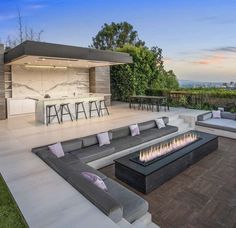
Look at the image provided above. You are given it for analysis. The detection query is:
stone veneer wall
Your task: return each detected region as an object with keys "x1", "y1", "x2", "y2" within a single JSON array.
[
  {"x1": 0, "y1": 44, "x2": 6, "y2": 120},
  {"x1": 11, "y1": 65, "x2": 90, "y2": 98},
  {"x1": 89, "y1": 66, "x2": 111, "y2": 105}
]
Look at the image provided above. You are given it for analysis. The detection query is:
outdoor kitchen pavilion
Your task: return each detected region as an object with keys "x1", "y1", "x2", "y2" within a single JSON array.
[{"x1": 0, "y1": 40, "x2": 132, "y2": 120}]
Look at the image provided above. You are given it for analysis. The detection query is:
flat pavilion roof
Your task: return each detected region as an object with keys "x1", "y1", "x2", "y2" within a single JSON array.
[{"x1": 4, "y1": 40, "x2": 133, "y2": 68}]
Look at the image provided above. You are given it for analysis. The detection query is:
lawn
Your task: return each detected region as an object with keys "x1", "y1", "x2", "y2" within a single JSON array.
[{"x1": 0, "y1": 174, "x2": 28, "y2": 228}]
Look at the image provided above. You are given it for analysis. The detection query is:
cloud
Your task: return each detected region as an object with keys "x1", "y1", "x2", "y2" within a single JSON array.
[
  {"x1": 26, "y1": 3, "x2": 47, "y2": 9},
  {"x1": 0, "y1": 1, "x2": 47, "y2": 21},
  {"x1": 197, "y1": 16, "x2": 218, "y2": 22},
  {"x1": 191, "y1": 53, "x2": 226, "y2": 65},
  {"x1": 196, "y1": 15, "x2": 236, "y2": 24},
  {"x1": 206, "y1": 47, "x2": 236, "y2": 53},
  {"x1": 0, "y1": 14, "x2": 17, "y2": 21},
  {"x1": 192, "y1": 60, "x2": 209, "y2": 65}
]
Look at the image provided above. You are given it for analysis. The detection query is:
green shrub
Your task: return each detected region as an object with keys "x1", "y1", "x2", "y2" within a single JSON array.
[
  {"x1": 179, "y1": 95, "x2": 188, "y2": 107},
  {"x1": 146, "y1": 88, "x2": 236, "y2": 110},
  {"x1": 145, "y1": 88, "x2": 170, "y2": 96}
]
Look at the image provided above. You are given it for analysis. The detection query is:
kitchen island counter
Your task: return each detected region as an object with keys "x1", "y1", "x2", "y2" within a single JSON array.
[{"x1": 35, "y1": 93, "x2": 110, "y2": 124}]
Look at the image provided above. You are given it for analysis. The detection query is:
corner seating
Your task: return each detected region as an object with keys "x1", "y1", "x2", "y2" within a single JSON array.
[
  {"x1": 32, "y1": 117, "x2": 178, "y2": 224},
  {"x1": 196, "y1": 111, "x2": 236, "y2": 138}
]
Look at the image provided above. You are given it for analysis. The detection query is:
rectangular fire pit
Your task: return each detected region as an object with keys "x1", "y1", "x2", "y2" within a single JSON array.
[{"x1": 115, "y1": 131, "x2": 218, "y2": 194}]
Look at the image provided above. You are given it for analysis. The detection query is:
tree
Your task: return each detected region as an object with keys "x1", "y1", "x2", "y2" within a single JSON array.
[
  {"x1": 5, "y1": 9, "x2": 44, "y2": 48},
  {"x1": 110, "y1": 45, "x2": 179, "y2": 101},
  {"x1": 111, "y1": 45, "x2": 159, "y2": 100},
  {"x1": 151, "y1": 69, "x2": 179, "y2": 90},
  {"x1": 148, "y1": 46, "x2": 164, "y2": 87},
  {"x1": 166, "y1": 70, "x2": 179, "y2": 89},
  {"x1": 91, "y1": 22, "x2": 145, "y2": 50},
  {"x1": 92, "y1": 22, "x2": 179, "y2": 100}
]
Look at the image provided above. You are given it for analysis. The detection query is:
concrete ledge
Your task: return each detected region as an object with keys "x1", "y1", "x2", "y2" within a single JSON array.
[{"x1": 195, "y1": 125, "x2": 236, "y2": 139}]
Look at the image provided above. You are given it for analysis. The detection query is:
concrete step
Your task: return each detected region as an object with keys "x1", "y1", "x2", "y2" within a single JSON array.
[
  {"x1": 169, "y1": 118, "x2": 184, "y2": 126},
  {"x1": 117, "y1": 213, "x2": 159, "y2": 228},
  {"x1": 132, "y1": 221, "x2": 160, "y2": 228},
  {"x1": 146, "y1": 222, "x2": 160, "y2": 228},
  {"x1": 169, "y1": 119, "x2": 190, "y2": 131},
  {"x1": 132, "y1": 213, "x2": 152, "y2": 226},
  {"x1": 132, "y1": 222, "x2": 160, "y2": 228},
  {"x1": 168, "y1": 115, "x2": 180, "y2": 122},
  {"x1": 117, "y1": 219, "x2": 132, "y2": 228},
  {"x1": 168, "y1": 115, "x2": 192, "y2": 133},
  {"x1": 179, "y1": 112, "x2": 203, "y2": 128}
]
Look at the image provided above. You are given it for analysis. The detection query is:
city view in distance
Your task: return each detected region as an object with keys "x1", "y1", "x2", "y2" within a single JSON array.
[{"x1": 179, "y1": 80, "x2": 236, "y2": 89}]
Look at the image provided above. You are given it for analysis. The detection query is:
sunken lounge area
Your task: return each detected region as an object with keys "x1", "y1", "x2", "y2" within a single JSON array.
[{"x1": 0, "y1": 104, "x2": 236, "y2": 227}]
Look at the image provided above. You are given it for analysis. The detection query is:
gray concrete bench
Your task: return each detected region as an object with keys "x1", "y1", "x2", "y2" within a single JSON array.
[{"x1": 196, "y1": 111, "x2": 236, "y2": 139}]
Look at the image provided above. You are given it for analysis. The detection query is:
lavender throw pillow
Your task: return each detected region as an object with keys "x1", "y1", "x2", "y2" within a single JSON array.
[
  {"x1": 97, "y1": 132, "x2": 110, "y2": 147},
  {"x1": 81, "y1": 172, "x2": 108, "y2": 191},
  {"x1": 129, "y1": 124, "x2": 140, "y2": 136},
  {"x1": 48, "y1": 142, "x2": 65, "y2": 158},
  {"x1": 212, "y1": 110, "x2": 221, "y2": 119},
  {"x1": 155, "y1": 118, "x2": 166, "y2": 129}
]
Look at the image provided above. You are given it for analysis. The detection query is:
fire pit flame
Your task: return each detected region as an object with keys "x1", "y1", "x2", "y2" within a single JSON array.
[{"x1": 139, "y1": 132, "x2": 199, "y2": 163}]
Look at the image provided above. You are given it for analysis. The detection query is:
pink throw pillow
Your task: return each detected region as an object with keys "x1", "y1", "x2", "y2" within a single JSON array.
[
  {"x1": 48, "y1": 142, "x2": 65, "y2": 158},
  {"x1": 129, "y1": 124, "x2": 140, "y2": 136},
  {"x1": 212, "y1": 110, "x2": 221, "y2": 119},
  {"x1": 81, "y1": 172, "x2": 108, "y2": 191}
]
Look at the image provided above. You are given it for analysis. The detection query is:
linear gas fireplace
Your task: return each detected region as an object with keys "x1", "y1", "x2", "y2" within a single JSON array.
[{"x1": 130, "y1": 132, "x2": 201, "y2": 166}]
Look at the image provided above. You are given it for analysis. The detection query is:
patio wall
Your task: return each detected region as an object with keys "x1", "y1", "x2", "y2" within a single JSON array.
[
  {"x1": 89, "y1": 66, "x2": 111, "y2": 105},
  {"x1": 0, "y1": 44, "x2": 6, "y2": 120}
]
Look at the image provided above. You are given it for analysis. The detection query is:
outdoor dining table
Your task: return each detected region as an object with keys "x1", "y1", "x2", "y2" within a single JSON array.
[{"x1": 129, "y1": 95, "x2": 168, "y2": 111}]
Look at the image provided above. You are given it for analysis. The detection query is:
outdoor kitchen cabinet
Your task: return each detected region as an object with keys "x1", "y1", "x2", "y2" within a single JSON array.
[{"x1": 7, "y1": 98, "x2": 36, "y2": 117}]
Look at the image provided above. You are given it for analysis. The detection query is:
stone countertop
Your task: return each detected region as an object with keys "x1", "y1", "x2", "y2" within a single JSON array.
[
  {"x1": 7, "y1": 93, "x2": 111, "y2": 102},
  {"x1": 32, "y1": 93, "x2": 111, "y2": 102}
]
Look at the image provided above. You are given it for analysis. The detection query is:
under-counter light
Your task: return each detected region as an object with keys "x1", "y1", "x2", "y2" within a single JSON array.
[
  {"x1": 38, "y1": 57, "x2": 78, "y2": 61},
  {"x1": 24, "y1": 64, "x2": 67, "y2": 69}
]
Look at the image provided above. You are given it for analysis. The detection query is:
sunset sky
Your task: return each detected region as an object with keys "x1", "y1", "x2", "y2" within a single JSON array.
[{"x1": 0, "y1": 0, "x2": 236, "y2": 82}]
